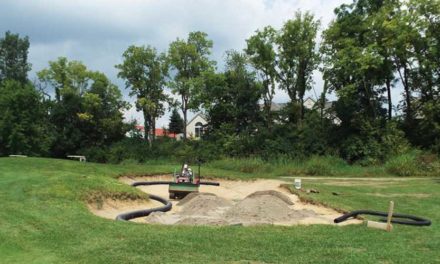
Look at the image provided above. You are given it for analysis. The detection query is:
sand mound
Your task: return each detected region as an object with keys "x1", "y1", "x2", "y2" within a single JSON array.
[
  {"x1": 145, "y1": 211, "x2": 181, "y2": 225},
  {"x1": 225, "y1": 195, "x2": 288, "y2": 224},
  {"x1": 177, "y1": 192, "x2": 216, "y2": 206},
  {"x1": 245, "y1": 190, "x2": 294, "y2": 205},
  {"x1": 175, "y1": 217, "x2": 229, "y2": 226},
  {"x1": 224, "y1": 191, "x2": 316, "y2": 225},
  {"x1": 144, "y1": 193, "x2": 233, "y2": 225},
  {"x1": 180, "y1": 193, "x2": 233, "y2": 216}
]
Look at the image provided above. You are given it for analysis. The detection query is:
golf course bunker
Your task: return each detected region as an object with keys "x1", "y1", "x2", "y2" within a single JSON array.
[
  {"x1": 110, "y1": 175, "x2": 361, "y2": 226},
  {"x1": 88, "y1": 197, "x2": 162, "y2": 222}
]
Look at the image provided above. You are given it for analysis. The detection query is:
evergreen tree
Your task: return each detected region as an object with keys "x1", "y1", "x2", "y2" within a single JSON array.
[{"x1": 168, "y1": 109, "x2": 183, "y2": 134}]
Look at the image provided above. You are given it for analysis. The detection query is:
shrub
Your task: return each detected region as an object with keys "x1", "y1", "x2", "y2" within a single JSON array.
[
  {"x1": 80, "y1": 146, "x2": 109, "y2": 163},
  {"x1": 416, "y1": 152, "x2": 440, "y2": 175},
  {"x1": 303, "y1": 156, "x2": 347, "y2": 176},
  {"x1": 207, "y1": 158, "x2": 272, "y2": 173},
  {"x1": 107, "y1": 138, "x2": 149, "y2": 163},
  {"x1": 385, "y1": 152, "x2": 419, "y2": 176},
  {"x1": 339, "y1": 120, "x2": 410, "y2": 164}
]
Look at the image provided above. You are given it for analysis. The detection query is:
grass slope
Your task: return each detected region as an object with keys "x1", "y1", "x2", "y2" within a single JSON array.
[{"x1": 0, "y1": 157, "x2": 439, "y2": 263}]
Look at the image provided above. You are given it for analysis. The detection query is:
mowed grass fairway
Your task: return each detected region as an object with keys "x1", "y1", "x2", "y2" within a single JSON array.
[{"x1": 1, "y1": 158, "x2": 439, "y2": 263}]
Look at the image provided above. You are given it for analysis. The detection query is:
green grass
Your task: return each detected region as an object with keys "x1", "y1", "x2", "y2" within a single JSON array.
[
  {"x1": 1, "y1": 157, "x2": 439, "y2": 263},
  {"x1": 205, "y1": 156, "x2": 388, "y2": 178},
  {"x1": 204, "y1": 154, "x2": 440, "y2": 178}
]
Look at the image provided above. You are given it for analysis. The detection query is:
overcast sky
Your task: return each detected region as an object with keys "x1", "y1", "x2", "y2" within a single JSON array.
[{"x1": 0, "y1": 0, "x2": 363, "y2": 127}]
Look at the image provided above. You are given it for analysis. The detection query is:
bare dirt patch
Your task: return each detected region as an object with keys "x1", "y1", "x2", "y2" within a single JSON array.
[{"x1": 95, "y1": 175, "x2": 361, "y2": 226}]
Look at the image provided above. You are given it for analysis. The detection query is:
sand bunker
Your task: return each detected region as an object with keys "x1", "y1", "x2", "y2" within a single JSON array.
[
  {"x1": 91, "y1": 176, "x2": 360, "y2": 226},
  {"x1": 88, "y1": 197, "x2": 161, "y2": 222}
]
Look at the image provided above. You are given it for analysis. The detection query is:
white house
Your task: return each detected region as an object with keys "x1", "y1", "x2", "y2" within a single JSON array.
[
  {"x1": 186, "y1": 113, "x2": 208, "y2": 139},
  {"x1": 303, "y1": 97, "x2": 341, "y2": 124},
  {"x1": 259, "y1": 97, "x2": 341, "y2": 124}
]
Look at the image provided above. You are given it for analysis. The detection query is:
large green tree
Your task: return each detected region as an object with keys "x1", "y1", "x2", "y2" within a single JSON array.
[
  {"x1": 116, "y1": 45, "x2": 168, "y2": 142},
  {"x1": 322, "y1": 0, "x2": 390, "y2": 123},
  {"x1": 0, "y1": 80, "x2": 52, "y2": 156},
  {"x1": 321, "y1": 0, "x2": 404, "y2": 161},
  {"x1": 404, "y1": 0, "x2": 440, "y2": 150},
  {"x1": 168, "y1": 31, "x2": 215, "y2": 139},
  {"x1": 79, "y1": 72, "x2": 130, "y2": 147},
  {"x1": 38, "y1": 57, "x2": 90, "y2": 156},
  {"x1": 276, "y1": 11, "x2": 320, "y2": 122},
  {"x1": 202, "y1": 51, "x2": 261, "y2": 134},
  {"x1": 0, "y1": 31, "x2": 31, "y2": 84},
  {"x1": 0, "y1": 31, "x2": 51, "y2": 156},
  {"x1": 245, "y1": 26, "x2": 277, "y2": 128},
  {"x1": 369, "y1": 0, "x2": 401, "y2": 120},
  {"x1": 386, "y1": 10, "x2": 414, "y2": 122},
  {"x1": 38, "y1": 57, "x2": 128, "y2": 156},
  {"x1": 38, "y1": 57, "x2": 90, "y2": 102}
]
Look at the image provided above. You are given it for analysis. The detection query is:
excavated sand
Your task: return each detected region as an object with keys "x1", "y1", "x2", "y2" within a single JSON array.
[
  {"x1": 224, "y1": 193, "x2": 317, "y2": 225},
  {"x1": 179, "y1": 194, "x2": 233, "y2": 216},
  {"x1": 95, "y1": 175, "x2": 362, "y2": 226},
  {"x1": 88, "y1": 198, "x2": 161, "y2": 221}
]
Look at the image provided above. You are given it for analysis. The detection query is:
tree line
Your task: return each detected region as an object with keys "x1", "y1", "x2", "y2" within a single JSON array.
[{"x1": 0, "y1": 0, "x2": 438, "y2": 164}]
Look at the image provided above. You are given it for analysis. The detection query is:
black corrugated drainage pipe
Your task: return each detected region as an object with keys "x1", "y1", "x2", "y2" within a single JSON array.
[
  {"x1": 334, "y1": 210, "x2": 431, "y2": 226},
  {"x1": 115, "y1": 194, "x2": 172, "y2": 221}
]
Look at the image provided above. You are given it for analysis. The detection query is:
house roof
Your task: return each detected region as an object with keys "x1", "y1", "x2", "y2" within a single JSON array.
[
  {"x1": 187, "y1": 113, "x2": 208, "y2": 126},
  {"x1": 134, "y1": 126, "x2": 177, "y2": 137},
  {"x1": 304, "y1": 97, "x2": 316, "y2": 103}
]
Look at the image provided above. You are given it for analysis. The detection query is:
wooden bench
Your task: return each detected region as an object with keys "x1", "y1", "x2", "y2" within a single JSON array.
[
  {"x1": 67, "y1": 155, "x2": 86, "y2": 162},
  {"x1": 9, "y1": 155, "x2": 28, "y2": 158}
]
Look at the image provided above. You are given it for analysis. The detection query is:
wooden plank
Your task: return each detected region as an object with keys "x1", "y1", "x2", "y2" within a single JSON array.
[{"x1": 367, "y1": 221, "x2": 388, "y2": 230}]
